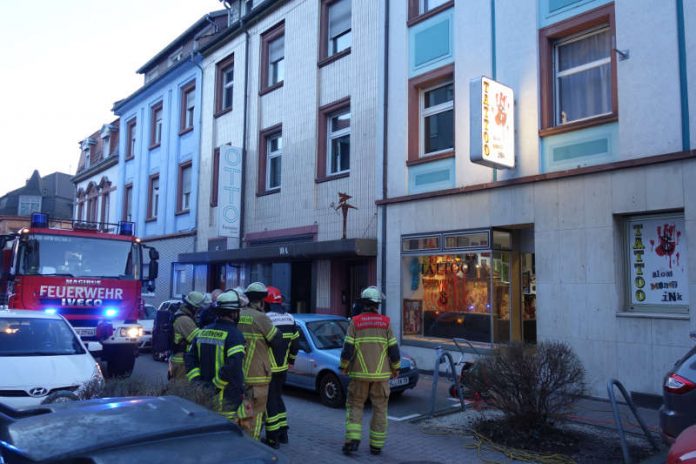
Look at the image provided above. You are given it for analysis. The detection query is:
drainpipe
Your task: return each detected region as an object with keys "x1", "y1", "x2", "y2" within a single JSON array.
[
  {"x1": 240, "y1": 26, "x2": 250, "y2": 250},
  {"x1": 490, "y1": 0, "x2": 497, "y2": 182},
  {"x1": 676, "y1": 0, "x2": 691, "y2": 151},
  {"x1": 379, "y1": 0, "x2": 390, "y2": 316},
  {"x1": 191, "y1": 53, "x2": 204, "y2": 253}
]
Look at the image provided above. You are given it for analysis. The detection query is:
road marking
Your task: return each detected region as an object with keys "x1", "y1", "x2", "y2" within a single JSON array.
[{"x1": 388, "y1": 413, "x2": 421, "y2": 422}]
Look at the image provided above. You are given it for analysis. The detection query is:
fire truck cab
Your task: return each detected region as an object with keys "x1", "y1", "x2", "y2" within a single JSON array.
[{"x1": 0, "y1": 213, "x2": 159, "y2": 377}]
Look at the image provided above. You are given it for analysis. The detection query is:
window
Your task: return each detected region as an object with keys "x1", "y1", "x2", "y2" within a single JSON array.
[
  {"x1": 86, "y1": 184, "x2": 98, "y2": 222},
  {"x1": 147, "y1": 175, "x2": 160, "y2": 220},
  {"x1": 624, "y1": 213, "x2": 689, "y2": 314},
  {"x1": 317, "y1": 97, "x2": 351, "y2": 180},
  {"x1": 215, "y1": 54, "x2": 235, "y2": 115},
  {"x1": 169, "y1": 47, "x2": 184, "y2": 67},
  {"x1": 126, "y1": 119, "x2": 136, "y2": 160},
  {"x1": 18, "y1": 195, "x2": 41, "y2": 216},
  {"x1": 257, "y1": 125, "x2": 282, "y2": 194},
  {"x1": 123, "y1": 184, "x2": 133, "y2": 221},
  {"x1": 180, "y1": 82, "x2": 195, "y2": 133},
  {"x1": 407, "y1": 0, "x2": 453, "y2": 25},
  {"x1": 320, "y1": 0, "x2": 351, "y2": 64},
  {"x1": 100, "y1": 191, "x2": 110, "y2": 225},
  {"x1": 539, "y1": 4, "x2": 617, "y2": 135},
  {"x1": 177, "y1": 161, "x2": 193, "y2": 213},
  {"x1": 260, "y1": 22, "x2": 285, "y2": 94},
  {"x1": 211, "y1": 148, "x2": 220, "y2": 207},
  {"x1": 150, "y1": 102, "x2": 163, "y2": 148},
  {"x1": 407, "y1": 64, "x2": 454, "y2": 163}
]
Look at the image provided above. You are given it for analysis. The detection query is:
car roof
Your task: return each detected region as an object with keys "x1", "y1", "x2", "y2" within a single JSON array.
[
  {"x1": 0, "y1": 396, "x2": 268, "y2": 462},
  {"x1": 293, "y1": 313, "x2": 347, "y2": 322},
  {"x1": 0, "y1": 309, "x2": 63, "y2": 320}
]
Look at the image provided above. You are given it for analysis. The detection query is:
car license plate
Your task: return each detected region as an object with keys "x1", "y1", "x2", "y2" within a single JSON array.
[
  {"x1": 389, "y1": 377, "x2": 409, "y2": 388},
  {"x1": 75, "y1": 327, "x2": 96, "y2": 337}
]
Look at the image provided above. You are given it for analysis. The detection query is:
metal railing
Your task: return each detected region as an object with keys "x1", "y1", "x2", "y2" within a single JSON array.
[{"x1": 429, "y1": 346, "x2": 466, "y2": 417}]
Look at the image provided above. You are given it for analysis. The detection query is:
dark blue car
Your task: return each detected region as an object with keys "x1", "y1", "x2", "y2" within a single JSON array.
[{"x1": 286, "y1": 314, "x2": 419, "y2": 408}]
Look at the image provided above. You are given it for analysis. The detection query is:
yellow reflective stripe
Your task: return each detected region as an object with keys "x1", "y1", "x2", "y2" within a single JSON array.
[
  {"x1": 186, "y1": 328, "x2": 202, "y2": 343},
  {"x1": 349, "y1": 372, "x2": 391, "y2": 380},
  {"x1": 227, "y1": 345, "x2": 244, "y2": 357},
  {"x1": 239, "y1": 315, "x2": 254, "y2": 325},
  {"x1": 186, "y1": 368, "x2": 201, "y2": 381},
  {"x1": 213, "y1": 377, "x2": 228, "y2": 389},
  {"x1": 243, "y1": 340, "x2": 256, "y2": 377},
  {"x1": 376, "y1": 348, "x2": 387, "y2": 374},
  {"x1": 344, "y1": 336, "x2": 355, "y2": 344},
  {"x1": 356, "y1": 350, "x2": 368, "y2": 374},
  {"x1": 388, "y1": 337, "x2": 398, "y2": 346},
  {"x1": 170, "y1": 354, "x2": 185, "y2": 363},
  {"x1": 391, "y1": 362, "x2": 401, "y2": 370},
  {"x1": 265, "y1": 326, "x2": 278, "y2": 342},
  {"x1": 242, "y1": 333, "x2": 265, "y2": 340},
  {"x1": 282, "y1": 332, "x2": 295, "y2": 339},
  {"x1": 356, "y1": 336, "x2": 388, "y2": 344},
  {"x1": 245, "y1": 375, "x2": 272, "y2": 384}
]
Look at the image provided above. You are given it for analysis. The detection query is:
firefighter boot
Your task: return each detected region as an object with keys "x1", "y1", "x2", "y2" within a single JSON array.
[
  {"x1": 342, "y1": 440, "x2": 360, "y2": 455},
  {"x1": 370, "y1": 446, "x2": 381, "y2": 455},
  {"x1": 278, "y1": 427, "x2": 288, "y2": 444}
]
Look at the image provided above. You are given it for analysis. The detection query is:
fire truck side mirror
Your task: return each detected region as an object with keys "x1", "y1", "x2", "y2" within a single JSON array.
[
  {"x1": 149, "y1": 248, "x2": 160, "y2": 261},
  {"x1": 148, "y1": 261, "x2": 159, "y2": 281}
]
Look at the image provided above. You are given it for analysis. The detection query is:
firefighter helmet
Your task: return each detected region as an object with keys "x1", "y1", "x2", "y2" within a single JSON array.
[
  {"x1": 183, "y1": 291, "x2": 206, "y2": 309},
  {"x1": 233, "y1": 287, "x2": 250, "y2": 307},
  {"x1": 360, "y1": 286, "x2": 383, "y2": 305},
  {"x1": 216, "y1": 290, "x2": 242, "y2": 311},
  {"x1": 264, "y1": 286, "x2": 283, "y2": 304},
  {"x1": 245, "y1": 282, "x2": 268, "y2": 302}
]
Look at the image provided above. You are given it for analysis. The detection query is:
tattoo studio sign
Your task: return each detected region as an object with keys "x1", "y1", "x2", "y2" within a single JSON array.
[{"x1": 629, "y1": 216, "x2": 689, "y2": 307}]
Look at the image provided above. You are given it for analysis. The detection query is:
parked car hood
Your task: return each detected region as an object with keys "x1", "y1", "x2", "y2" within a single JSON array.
[{"x1": 0, "y1": 354, "x2": 95, "y2": 390}]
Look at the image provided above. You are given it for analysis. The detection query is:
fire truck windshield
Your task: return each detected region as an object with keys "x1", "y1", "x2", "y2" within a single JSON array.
[{"x1": 18, "y1": 234, "x2": 139, "y2": 279}]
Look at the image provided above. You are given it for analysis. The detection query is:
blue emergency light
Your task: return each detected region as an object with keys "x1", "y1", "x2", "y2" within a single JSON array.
[
  {"x1": 118, "y1": 221, "x2": 135, "y2": 236},
  {"x1": 44, "y1": 308, "x2": 57, "y2": 315},
  {"x1": 31, "y1": 213, "x2": 49, "y2": 228},
  {"x1": 104, "y1": 308, "x2": 118, "y2": 318}
]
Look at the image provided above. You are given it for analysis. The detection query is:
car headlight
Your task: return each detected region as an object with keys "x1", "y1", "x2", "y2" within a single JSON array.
[
  {"x1": 403, "y1": 354, "x2": 416, "y2": 370},
  {"x1": 119, "y1": 326, "x2": 142, "y2": 338}
]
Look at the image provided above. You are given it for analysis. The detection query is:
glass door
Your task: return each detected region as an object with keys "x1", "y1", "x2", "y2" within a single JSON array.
[{"x1": 492, "y1": 251, "x2": 512, "y2": 343}]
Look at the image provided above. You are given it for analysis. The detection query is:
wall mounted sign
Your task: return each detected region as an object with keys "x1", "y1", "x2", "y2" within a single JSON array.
[
  {"x1": 470, "y1": 76, "x2": 515, "y2": 169},
  {"x1": 218, "y1": 144, "x2": 243, "y2": 244}
]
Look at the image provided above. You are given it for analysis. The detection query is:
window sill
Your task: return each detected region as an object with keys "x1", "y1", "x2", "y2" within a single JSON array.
[
  {"x1": 214, "y1": 107, "x2": 233, "y2": 119},
  {"x1": 316, "y1": 172, "x2": 350, "y2": 183},
  {"x1": 125, "y1": 155, "x2": 135, "y2": 161},
  {"x1": 256, "y1": 188, "x2": 280, "y2": 197},
  {"x1": 145, "y1": 217, "x2": 157, "y2": 223},
  {"x1": 318, "y1": 48, "x2": 351, "y2": 68},
  {"x1": 259, "y1": 81, "x2": 283, "y2": 97},
  {"x1": 148, "y1": 143, "x2": 161, "y2": 151},
  {"x1": 616, "y1": 311, "x2": 689, "y2": 321},
  {"x1": 539, "y1": 113, "x2": 618, "y2": 138},
  {"x1": 406, "y1": 150, "x2": 455, "y2": 166},
  {"x1": 175, "y1": 209, "x2": 190, "y2": 216},
  {"x1": 407, "y1": 1, "x2": 454, "y2": 27},
  {"x1": 179, "y1": 127, "x2": 193, "y2": 136}
]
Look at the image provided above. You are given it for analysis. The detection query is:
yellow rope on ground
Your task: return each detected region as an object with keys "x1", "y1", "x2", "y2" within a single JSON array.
[{"x1": 463, "y1": 429, "x2": 577, "y2": 464}]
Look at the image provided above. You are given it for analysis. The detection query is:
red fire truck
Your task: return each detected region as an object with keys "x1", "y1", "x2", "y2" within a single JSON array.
[{"x1": 0, "y1": 213, "x2": 159, "y2": 377}]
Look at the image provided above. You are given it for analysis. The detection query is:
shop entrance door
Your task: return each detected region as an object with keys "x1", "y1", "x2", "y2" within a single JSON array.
[
  {"x1": 521, "y1": 253, "x2": 537, "y2": 343},
  {"x1": 348, "y1": 261, "x2": 369, "y2": 316},
  {"x1": 291, "y1": 261, "x2": 312, "y2": 313}
]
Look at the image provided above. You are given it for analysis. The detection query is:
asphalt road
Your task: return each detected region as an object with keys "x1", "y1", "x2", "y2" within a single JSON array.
[{"x1": 132, "y1": 351, "x2": 463, "y2": 420}]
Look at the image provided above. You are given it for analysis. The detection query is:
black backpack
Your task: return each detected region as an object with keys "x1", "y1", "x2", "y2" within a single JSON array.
[{"x1": 152, "y1": 303, "x2": 183, "y2": 361}]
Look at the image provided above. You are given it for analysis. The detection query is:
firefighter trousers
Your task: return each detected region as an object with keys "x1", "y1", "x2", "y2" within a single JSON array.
[
  {"x1": 239, "y1": 383, "x2": 269, "y2": 440},
  {"x1": 265, "y1": 371, "x2": 288, "y2": 442},
  {"x1": 169, "y1": 356, "x2": 187, "y2": 381},
  {"x1": 345, "y1": 379, "x2": 390, "y2": 449}
]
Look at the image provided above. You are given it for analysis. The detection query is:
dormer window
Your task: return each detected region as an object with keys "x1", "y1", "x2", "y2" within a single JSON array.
[
  {"x1": 145, "y1": 68, "x2": 159, "y2": 83},
  {"x1": 169, "y1": 47, "x2": 184, "y2": 67}
]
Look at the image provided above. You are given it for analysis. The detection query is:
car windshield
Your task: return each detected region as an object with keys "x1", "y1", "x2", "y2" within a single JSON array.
[
  {"x1": 0, "y1": 317, "x2": 86, "y2": 356},
  {"x1": 142, "y1": 305, "x2": 157, "y2": 319},
  {"x1": 18, "y1": 233, "x2": 139, "y2": 279},
  {"x1": 306, "y1": 319, "x2": 349, "y2": 350}
]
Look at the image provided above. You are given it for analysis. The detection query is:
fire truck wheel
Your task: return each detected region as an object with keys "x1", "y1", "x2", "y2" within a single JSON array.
[
  {"x1": 41, "y1": 391, "x2": 79, "y2": 404},
  {"x1": 104, "y1": 348, "x2": 136, "y2": 377}
]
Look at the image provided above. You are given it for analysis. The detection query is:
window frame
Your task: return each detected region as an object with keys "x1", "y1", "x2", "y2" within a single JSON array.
[
  {"x1": 146, "y1": 174, "x2": 160, "y2": 221},
  {"x1": 179, "y1": 81, "x2": 196, "y2": 135},
  {"x1": 317, "y1": 97, "x2": 351, "y2": 182},
  {"x1": 122, "y1": 183, "x2": 133, "y2": 221},
  {"x1": 214, "y1": 53, "x2": 235, "y2": 117},
  {"x1": 257, "y1": 124, "x2": 283, "y2": 195},
  {"x1": 176, "y1": 161, "x2": 193, "y2": 215},
  {"x1": 407, "y1": 64, "x2": 455, "y2": 165},
  {"x1": 319, "y1": 0, "x2": 352, "y2": 67},
  {"x1": 539, "y1": 3, "x2": 617, "y2": 137},
  {"x1": 211, "y1": 147, "x2": 220, "y2": 207},
  {"x1": 149, "y1": 101, "x2": 164, "y2": 149},
  {"x1": 259, "y1": 21, "x2": 285, "y2": 96},
  {"x1": 125, "y1": 118, "x2": 136, "y2": 160},
  {"x1": 407, "y1": 0, "x2": 454, "y2": 27}
]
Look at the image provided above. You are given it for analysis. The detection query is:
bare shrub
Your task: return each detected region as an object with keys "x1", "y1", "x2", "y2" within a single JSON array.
[
  {"x1": 465, "y1": 341, "x2": 585, "y2": 429},
  {"x1": 96, "y1": 377, "x2": 217, "y2": 411},
  {"x1": 164, "y1": 379, "x2": 218, "y2": 411}
]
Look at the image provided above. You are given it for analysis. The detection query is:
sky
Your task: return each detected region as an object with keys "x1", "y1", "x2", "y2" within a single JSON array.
[{"x1": 0, "y1": 0, "x2": 221, "y2": 196}]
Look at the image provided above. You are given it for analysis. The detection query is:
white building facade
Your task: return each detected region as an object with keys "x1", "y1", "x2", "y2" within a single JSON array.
[{"x1": 380, "y1": 0, "x2": 696, "y2": 398}]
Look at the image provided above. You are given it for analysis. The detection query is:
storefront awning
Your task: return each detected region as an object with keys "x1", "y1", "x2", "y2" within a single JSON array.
[{"x1": 178, "y1": 238, "x2": 377, "y2": 264}]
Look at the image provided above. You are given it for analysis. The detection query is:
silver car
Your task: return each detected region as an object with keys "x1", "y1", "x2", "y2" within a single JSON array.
[{"x1": 286, "y1": 314, "x2": 419, "y2": 408}]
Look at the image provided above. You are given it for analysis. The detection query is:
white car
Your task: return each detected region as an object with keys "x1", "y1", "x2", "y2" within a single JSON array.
[
  {"x1": 0, "y1": 309, "x2": 103, "y2": 409},
  {"x1": 137, "y1": 304, "x2": 157, "y2": 350}
]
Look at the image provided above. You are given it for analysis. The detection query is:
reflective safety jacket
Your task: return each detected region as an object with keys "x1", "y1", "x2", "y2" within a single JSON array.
[
  {"x1": 266, "y1": 311, "x2": 299, "y2": 373},
  {"x1": 171, "y1": 307, "x2": 200, "y2": 365},
  {"x1": 238, "y1": 304, "x2": 279, "y2": 385},
  {"x1": 184, "y1": 319, "x2": 246, "y2": 408},
  {"x1": 340, "y1": 312, "x2": 400, "y2": 381}
]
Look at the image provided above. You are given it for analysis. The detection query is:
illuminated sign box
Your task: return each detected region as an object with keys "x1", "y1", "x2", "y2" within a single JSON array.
[{"x1": 469, "y1": 76, "x2": 515, "y2": 169}]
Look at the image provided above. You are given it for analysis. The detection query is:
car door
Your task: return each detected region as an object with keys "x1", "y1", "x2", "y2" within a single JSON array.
[{"x1": 286, "y1": 326, "x2": 315, "y2": 390}]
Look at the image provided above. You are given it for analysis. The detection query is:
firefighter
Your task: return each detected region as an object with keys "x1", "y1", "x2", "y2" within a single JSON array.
[
  {"x1": 263, "y1": 286, "x2": 299, "y2": 448},
  {"x1": 340, "y1": 286, "x2": 400, "y2": 456},
  {"x1": 238, "y1": 282, "x2": 281, "y2": 441},
  {"x1": 197, "y1": 289, "x2": 223, "y2": 328},
  {"x1": 169, "y1": 291, "x2": 205, "y2": 380},
  {"x1": 184, "y1": 290, "x2": 250, "y2": 424}
]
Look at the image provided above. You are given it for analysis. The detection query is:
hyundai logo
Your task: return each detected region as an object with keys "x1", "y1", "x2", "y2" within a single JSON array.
[{"x1": 28, "y1": 387, "x2": 48, "y2": 397}]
